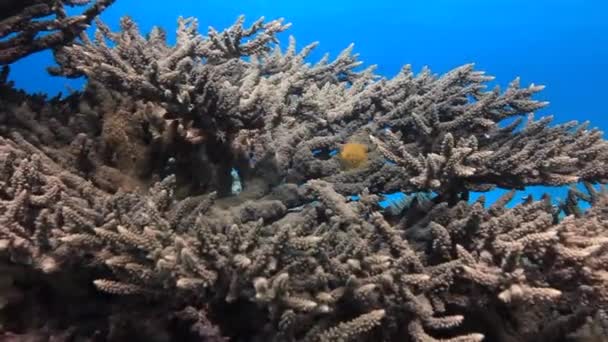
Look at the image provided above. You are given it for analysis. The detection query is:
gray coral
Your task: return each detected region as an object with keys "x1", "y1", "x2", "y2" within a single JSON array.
[
  {"x1": 0, "y1": 0, "x2": 116, "y2": 65},
  {"x1": 0, "y1": 11, "x2": 607, "y2": 342}
]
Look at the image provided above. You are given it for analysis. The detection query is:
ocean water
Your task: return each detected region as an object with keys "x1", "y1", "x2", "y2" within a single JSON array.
[{"x1": 8, "y1": 0, "x2": 608, "y2": 207}]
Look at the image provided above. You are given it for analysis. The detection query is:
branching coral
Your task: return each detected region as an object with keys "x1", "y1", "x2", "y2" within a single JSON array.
[
  {"x1": 0, "y1": 0, "x2": 116, "y2": 65},
  {"x1": 0, "y1": 10, "x2": 607, "y2": 342},
  {"x1": 50, "y1": 15, "x2": 608, "y2": 200}
]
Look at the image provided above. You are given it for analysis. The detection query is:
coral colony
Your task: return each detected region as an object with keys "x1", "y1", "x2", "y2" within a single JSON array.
[{"x1": 1, "y1": 1, "x2": 608, "y2": 341}]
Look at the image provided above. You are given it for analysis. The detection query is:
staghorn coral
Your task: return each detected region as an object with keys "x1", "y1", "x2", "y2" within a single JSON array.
[
  {"x1": 0, "y1": 10, "x2": 608, "y2": 342},
  {"x1": 1, "y1": 133, "x2": 605, "y2": 341},
  {"x1": 0, "y1": 129, "x2": 227, "y2": 341},
  {"x1": 0, "y1": 0, "x2": 116, "y2": 65},
  {"x1": 50, "y1": 15, "x2": 608, "y2": 201}
]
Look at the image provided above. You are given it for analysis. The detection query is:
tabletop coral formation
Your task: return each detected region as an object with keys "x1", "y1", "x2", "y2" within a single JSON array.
[{"x1": 0, "y1": 5, "x2": 607, "y2": 342}]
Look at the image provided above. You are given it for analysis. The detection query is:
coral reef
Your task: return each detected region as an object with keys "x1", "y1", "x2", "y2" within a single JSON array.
[
  {"x1": 49, "y1": 15, "x2": 608, "y2": 195},
  {"x1": 0, "y1": 9, "x2": 607, "y2": 342},
  {"x1": 0, "y1": 0, "x2": 116, "y2": 65}
]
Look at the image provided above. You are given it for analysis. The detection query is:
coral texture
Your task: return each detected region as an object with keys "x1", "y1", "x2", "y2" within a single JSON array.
[
  {"x1": 0, "y1": 10, "x2": 607, "y2": 342},
  {"x1": 0, "y1": 0, "x2": 116, "y2": 65}
]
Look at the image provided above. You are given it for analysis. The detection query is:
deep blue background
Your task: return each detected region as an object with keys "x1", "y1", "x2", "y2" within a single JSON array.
[{"x1": 7, "y1": 0, "x2": 608, "y2": 206}]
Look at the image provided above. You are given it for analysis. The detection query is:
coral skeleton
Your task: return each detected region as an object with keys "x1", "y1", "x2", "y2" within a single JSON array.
[{"x1": 0, "y1": 6, "x2": 607, "y2": 342}]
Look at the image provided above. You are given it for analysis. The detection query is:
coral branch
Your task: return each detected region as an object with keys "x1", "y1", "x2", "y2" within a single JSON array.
[{"x1": 0, "y1": 0, "x2": 116, "y2": 65}]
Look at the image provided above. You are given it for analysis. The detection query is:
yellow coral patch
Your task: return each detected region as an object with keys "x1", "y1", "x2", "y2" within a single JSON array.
[{"x1": 339, "y1": 142, "x2": 369, "y2": 170}]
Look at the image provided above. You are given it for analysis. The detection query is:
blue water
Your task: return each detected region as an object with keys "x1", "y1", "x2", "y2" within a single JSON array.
[{"x1": 7, "y1": 0, "x2": 608, "y2": 208}]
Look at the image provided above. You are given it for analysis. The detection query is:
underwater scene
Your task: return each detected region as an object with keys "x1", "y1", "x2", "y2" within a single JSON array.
[{"x1": 1, "y1": 0, "x2": 607, "y2": 341}]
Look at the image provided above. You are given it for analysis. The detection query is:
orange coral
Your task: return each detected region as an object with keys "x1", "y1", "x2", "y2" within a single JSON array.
[{"x1": 339, "y1": 142, "x2": 369, "y2": 170}]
